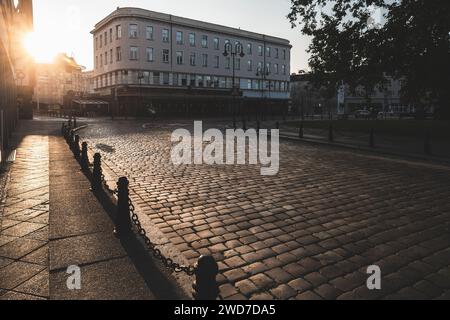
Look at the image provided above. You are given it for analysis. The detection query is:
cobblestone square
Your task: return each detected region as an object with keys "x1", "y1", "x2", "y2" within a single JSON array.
[{"x1": 79, "y1": 119, "x2": 450, "y2": 300}]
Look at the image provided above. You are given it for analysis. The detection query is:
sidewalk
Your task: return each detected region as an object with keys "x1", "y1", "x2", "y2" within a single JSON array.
[{"x1": 0, "y1": 118, "x2": 178, "y2": 300}]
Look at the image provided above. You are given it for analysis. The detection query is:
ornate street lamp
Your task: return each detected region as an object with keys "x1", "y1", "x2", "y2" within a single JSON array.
[
  {"x1": 223, "y1": 42, "x2": 245, "y2": 121},
  {"x1": 256, "y1": 65, "x2": 270, "y2": 120}
]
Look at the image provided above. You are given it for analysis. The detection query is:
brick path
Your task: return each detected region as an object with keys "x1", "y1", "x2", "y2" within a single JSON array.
[
  {"x1": 80, "y1": 119, "x2": 450, "y2": 300},
  {"x1": 0, "y1": 118, "x2": 181, "y2": 300}
]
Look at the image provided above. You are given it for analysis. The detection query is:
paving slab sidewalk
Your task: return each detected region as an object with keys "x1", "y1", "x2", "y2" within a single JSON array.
[{"x1": 0, "y1": 118, "x2": 173, "y2": 300}]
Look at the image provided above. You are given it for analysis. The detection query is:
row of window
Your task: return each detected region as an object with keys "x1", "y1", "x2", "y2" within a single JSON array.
[
  {"x1": 95, "y1": 47, "x2": 287, "y2": 75},
  {"x1": 95, "y1": 24, "x2": 288, "y2": 59},
  {"x1": 95, "y1": 71, "x2": 290, "y2": 92}
]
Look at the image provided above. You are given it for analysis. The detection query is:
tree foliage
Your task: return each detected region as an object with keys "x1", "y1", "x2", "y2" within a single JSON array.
[{"x1": 288, "y1": 0, "x2": 450, "y2": 117}]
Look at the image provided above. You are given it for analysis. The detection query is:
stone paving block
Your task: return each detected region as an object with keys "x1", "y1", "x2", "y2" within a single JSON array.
[
  {"x1": 0, "y1": 261, "x2": 45, "y2": 290},
  {"x1": 0, "y1": 237, "x2": 46, "y2": 260},
  {"x1": 49, "y1": 232, "x2": 126, "y2": 271}
]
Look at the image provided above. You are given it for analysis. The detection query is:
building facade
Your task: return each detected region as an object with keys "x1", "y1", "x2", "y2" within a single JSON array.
[
  {"x1": 91, "y1": 7, "x2": 291, "y2": 117},
  {"x1": 0, "y1": 0, "x2": 34, "y2": 157},
  {"x1": 34, "y1": 54, "x2": 85, "y2": 110}
]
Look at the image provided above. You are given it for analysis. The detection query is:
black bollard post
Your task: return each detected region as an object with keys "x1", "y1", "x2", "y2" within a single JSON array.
[
  {"x1": 114, "y1": 177, "x2": 132, "y2": 236},
  {"x1": 299, "y1": 122, "x2": 304, "y2": 138},
  {"x1": 329, "y1": 124, "x2": 334, "y2": 142},
  {"x1": 73, "y1": 135, "x2": 81, "y2": 159},
  {"x1": 369, "y1": 129, "x2": 375, "y2": 148},
  {"x1": 424, "y1": 130, "x2": 431, "y2": 155},
  {"x1": 91, "y1": 153, "x2": 103, "y2": 191},
  {"x1": 81, "y1": 142, "x2": 89, "y2": 171},
  {"x1": 192, "y1": 256, "x2": 219, "y2": 300},
  {"x1": 69, "y1": 130, "x2": 75, "y2": 148},
  {"x1": 73, "y1": 117, "x2": 77, "y2": 128}
]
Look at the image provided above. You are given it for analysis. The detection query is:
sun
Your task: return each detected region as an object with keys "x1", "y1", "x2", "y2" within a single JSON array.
[{"x1": 22, "y1": 31, "x2": 58, "y2": 63}]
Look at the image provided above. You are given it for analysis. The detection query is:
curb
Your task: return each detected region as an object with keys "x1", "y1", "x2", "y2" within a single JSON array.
[{"x1": 279, "y1": 133, "x2": 450, "y2": 167}]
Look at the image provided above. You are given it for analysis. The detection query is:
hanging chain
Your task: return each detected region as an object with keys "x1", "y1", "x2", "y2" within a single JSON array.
[{"x1": 112, "y1": 187, "x2": 196, "y2": 276}]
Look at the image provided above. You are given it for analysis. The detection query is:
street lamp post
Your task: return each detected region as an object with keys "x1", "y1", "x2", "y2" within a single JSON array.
[
  {"x1": 223, "y1": 42, "x2": 245, "y2": 124},
  {"x1": 256, "y1": 66, "x2": 270, "y2": 121},
  {"x1": 137, "y1": 71, "x2": 145, "y2": 117}
]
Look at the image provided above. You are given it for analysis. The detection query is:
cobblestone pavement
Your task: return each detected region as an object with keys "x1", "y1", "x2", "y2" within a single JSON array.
[{"x1": 79, "y1": 119, "x2": 450, "y2": 300}]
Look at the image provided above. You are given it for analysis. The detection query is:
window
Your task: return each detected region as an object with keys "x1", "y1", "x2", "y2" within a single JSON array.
[
  {"x1": 100, "y1": 54, "x2": 103, "y2": 66},
  {"x1": 283, "y1": 49, "x2": 286, "y2": 60},
  {"x1": 95, "y1": 56, "x2": 98, "y2": 68},
  {"x1": 130, "y1": 46, "x2": 139, "y2": 60},
  {"x1": 162, "y1": 29, "x2": 169, "y2": 42},
  {"x1": 214, "y1": 38, "x2": 219, "y2": 50},
  {"x1": 201, "y1": 35, "x2": 208, "y2": 48},
  {"x1": 129, "y1": 24, "x2": 138, "y2": 38},
  {"x1": 266, "y1": 63, "x2": 271, "y2": 73},
  {"x1": 266, "y1": 46, "x2": 271, "y2": 57},
  {"x1": 146, "y1": 26, "x2": 154, "y2": 40},
  {"x1": 258, "y1": 45, "x2": 263, "y2": 56},
  {"x1": 235, "y1": 58, "x2": 240, "y2": 70},
  {"x1": 247, "y1": 60, "x2": 253, "y2": 71},
  {"x1": 274, "y1": 63, "x2": 279, "y2": 74},
  {"x1": 163, "y1": 49, "x2": 170, "y2": 63},
  {"x1": 189, "y1": 33, "x2": 195, "y2": 46},
  {"x1": 104, "y1": 52, "x2": 108, "y2": 65},
  {"x1": 282, "y1": 64, "x2": 286, "y2": 75},
  {"x1": 104, "y1": 32, "x2": 107, "y2": 45},
  {"x1": 275, "y1": 48, "x2": 279, "y2": 58},
  {"x1": 95, "y1": 37, "x2": 98, "y2": 50},
  {"x1": 116, "y1": 25, "x2": 122, "y2": 39},
  {"x1": 225, "y1": 39, "x2": 230, "y2": 45},
  {"x1": 225, "y1": 57, "x2": 231, "y2": 69},
  {"x1": 190, "y1": 53, "x2": 196, "y2": 66},
  {"x1": 176, "y1": 51, "x2": 184, "y2": 65},
  {"x1": 202, "y1": 54, "x2": 208, "y2": 67},
  {"x1": 247, "y1": 79, "x2": 252, "y2": 89},
  {"x1": 247, "y1": 43, "x2": 252, "y2": 55},
  {"x1": 214, "y1": 55, "x2": 219, "y2": 68},
  {"x1": 116, "y1": 47, "x2": 122, "y2": 61},
  {"x1": 99, "y1": 35, "x2": 103, "y2": 48},
  {"x1": 257, "y1": 61, "x2": 263, "y2": 72},
  {"x1": 110, "y1": 49, "x2": 113, "y2": 64},
  {"x1": 146, "y1": 48, "x2": 154, "y2": 62},
  {"x1": 176, "y1": 31, "x2": 183, "y2": 44},
  {"x1": 110, "y1": 28, "x2": 113, "y2": 43}
]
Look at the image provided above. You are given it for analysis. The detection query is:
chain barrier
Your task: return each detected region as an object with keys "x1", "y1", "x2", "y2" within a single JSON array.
[{"x1": 112, "y1": 187, "x2": 196, "y2": 276}]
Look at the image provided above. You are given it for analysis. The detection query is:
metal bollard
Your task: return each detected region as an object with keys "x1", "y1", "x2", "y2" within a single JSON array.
[
  {"x1": 73, "y1": 135, "x2": 81, "y2": 159},
  {"x1": 192, "y1": 255, "x2": 219, "y2": 300},
  {"x1": 299, "y1": 122, "x2": 304, "y2": 138},
  {"x1": 69, "y1": 130, "x2": 75, "y2": 148},
  {"x1": 369, "y1": 129, "x2": 375, "y2": 148},
  {"x1": 424, "y1": 130, "x2": 431, "y2": 155},
  {"x1": 80, "y1": 142, "x2": 89, "y2": 171},
  {"x1": 328, "y1": 124, "x2": 334, "y2": 142},
  {"x1": 114, "y1": 177, "x2": 132, "y2": 236},
  {"x1": 91, "y1": 153, "x2": 103, "y2": 191}
]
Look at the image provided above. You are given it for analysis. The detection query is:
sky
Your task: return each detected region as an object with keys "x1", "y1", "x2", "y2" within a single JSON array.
[{"x1": 28, "y1": 0, "x2": 310, "y2": 72}]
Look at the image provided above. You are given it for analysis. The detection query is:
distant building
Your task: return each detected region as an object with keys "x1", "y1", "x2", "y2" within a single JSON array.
[
  {"x1": 33, "y1": 53, "x2": 85, "y2": 109},
  {"x1": 290, "y1": 73, "x2": 336, "y2": 116},
  {"x1": 91, "y1": 7, "x2": 291, "y2": 117}
]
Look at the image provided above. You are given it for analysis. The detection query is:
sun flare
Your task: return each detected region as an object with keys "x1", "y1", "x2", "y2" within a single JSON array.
[{"x1": 22, "y1": 31, "x2": 58, "y2": 63}]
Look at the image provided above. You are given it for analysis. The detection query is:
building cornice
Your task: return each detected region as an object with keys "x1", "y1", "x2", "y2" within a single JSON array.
[{"x1": 91, "y1": 7, "x2": 292, "y2": 48}]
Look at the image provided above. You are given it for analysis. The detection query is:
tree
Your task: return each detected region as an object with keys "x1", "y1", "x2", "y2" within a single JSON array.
[{"x1": 288, "y1": 0, "x2": 450, "y2": 118}]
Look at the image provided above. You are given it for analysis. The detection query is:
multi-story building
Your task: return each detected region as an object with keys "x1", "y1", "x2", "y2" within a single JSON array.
[
  {"x1": 34, "y1": 53, "x2": 85, "y2": 109},
  {"x1": 0, "y1": 0, "x2": 34, "y2": 158},
  {"x1": 91, "y1": 7, "x2": 291, "y2": 117}
]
